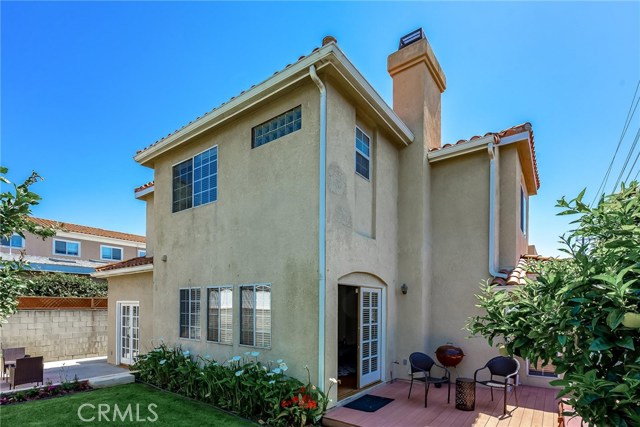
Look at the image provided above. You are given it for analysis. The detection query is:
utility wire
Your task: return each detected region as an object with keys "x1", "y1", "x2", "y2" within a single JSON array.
[
  {"x1": 624, "y1": 134, "x2": 640, "y2": 183},
  {"x1": 612, "y1": 126, "x2": 640, "y2": 193},
  {"x1": 591, "y1": 80, "x2": 640, "y2": 205}
]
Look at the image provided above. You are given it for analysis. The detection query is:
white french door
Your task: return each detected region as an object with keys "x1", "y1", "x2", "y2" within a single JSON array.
[
  {"x1": 359, "y1": 288, "x2": 382, "y2": 387},
  {"x1": 118, "y1": 302, "x2": 139, "y2": 365}
]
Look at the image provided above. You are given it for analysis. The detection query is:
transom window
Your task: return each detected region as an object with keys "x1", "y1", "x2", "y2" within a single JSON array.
[
  {"x1": 355, "y1": 127, "x2": 371, "y2": 180},
  {"x1": 179, "y1": 288, "x2": 201, "y2": 340},
  {"x1": 137, "y1": 250, "x2": 146, "y2": 257},
  {"x1": 252, "y1": 106, "x2": 302, "y2": 149},
  {"x1": 240, "y1": 284, "x2": 271, "y2": 348},
  {"x1": 207, "y1": 286, "x2": 233, "y2": 344},
  {"x1": 54, "y1": 239, "x2": 80, "y2": 256},
  {"x1": 101, "y1": 245, "x2": 123, "y2": 261},
  {"x1": 1, "y1": 234, "x2": 24, "y2": 248},
  {"x1": 172, "y1": 147, "x2": 218, "y2": 213}
]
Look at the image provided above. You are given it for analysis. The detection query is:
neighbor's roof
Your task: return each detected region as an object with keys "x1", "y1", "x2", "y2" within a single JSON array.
[
  {"x1": 29, "y1": 217, "x2": 146, "y2": 244},
  {"x1": 491, "y1": 254, "x2": 552, "y2": 286},
  {"x1": 94, "y1": 256, "x2": 153, "y2": 272},
  {"x1": 430, "y1": 122, "x2": 540, "y2": 191},
  {"x1": 0, "y1": 252, "x2": 108, "y2": 275},
  {"x1": 133, "y1": 39, "x2": 415, "y2": 165}
]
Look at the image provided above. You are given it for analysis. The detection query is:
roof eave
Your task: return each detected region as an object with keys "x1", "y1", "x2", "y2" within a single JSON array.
[
  {"x1": 133, "y1": 44, "x2": 414, "y2": 165},
  {"x1": 92, "y1": 263, "x2": 153, "y2": 278}
]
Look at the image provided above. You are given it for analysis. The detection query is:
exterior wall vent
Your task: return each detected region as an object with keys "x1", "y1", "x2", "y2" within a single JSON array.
[{"x1": 398, "y1": 28, "x2": 425, "y2": 49}]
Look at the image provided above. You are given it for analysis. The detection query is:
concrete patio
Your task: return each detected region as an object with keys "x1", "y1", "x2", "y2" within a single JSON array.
[{"x1": 1, "y1": 356, "x2": 128, "y2": 392}]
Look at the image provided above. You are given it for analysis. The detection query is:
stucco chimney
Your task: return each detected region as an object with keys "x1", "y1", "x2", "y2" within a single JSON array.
[{"x1": 388, "y1": 28, "x2": 446, "y2": 151}]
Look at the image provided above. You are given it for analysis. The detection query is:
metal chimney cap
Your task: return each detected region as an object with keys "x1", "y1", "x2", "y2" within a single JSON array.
[
  {"x1": 322, "y1": 36, "x2": 337, "y2": 46},
  {"x1": 399, "y1": 28, "x2": 425, "y2": 49}
]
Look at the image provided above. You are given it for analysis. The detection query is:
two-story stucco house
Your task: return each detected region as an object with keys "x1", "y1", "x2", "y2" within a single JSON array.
[
  {"x1": 94, "y1": 29, "x2": 547, "y2": 401},
  {"x1": 1, "y1": 217, "x2": 146, "y2": 275}
]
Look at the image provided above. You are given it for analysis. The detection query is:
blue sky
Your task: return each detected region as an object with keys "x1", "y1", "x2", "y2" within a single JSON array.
[{"x1": 2, "y1": 2, "x2": 639, "y2": 257}]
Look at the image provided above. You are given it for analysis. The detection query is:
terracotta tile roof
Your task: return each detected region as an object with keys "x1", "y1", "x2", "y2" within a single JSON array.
[
  {"x1": 134, "y1": 181, "x2": 154, "y2": 193},
  {"x1": 135, "y1": 45, "x2": 324, "y2": 157},
  {"x1": 29, "y1": 217, "x2": 146, "y2": 244},
  {"x1": 94, "y1": 256, "x2": 153, "y2": 272},
  {"x1": 491, "y1": 254, "x2": 553, "y2": 286},
  {"x1": 434, "y1": 122, "x2": 540, "y2": 189}
]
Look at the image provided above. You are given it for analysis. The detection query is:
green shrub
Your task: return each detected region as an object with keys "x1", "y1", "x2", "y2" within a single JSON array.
[
  {"x1": 19, "y1": 272, "x2": 107, "y2": 297},
  {"x1": 468, "y1": 183, "x2": 640, "y2": 426},
  {"x1": 132, "y1": 343, "x2": 334, "y2": 426}
]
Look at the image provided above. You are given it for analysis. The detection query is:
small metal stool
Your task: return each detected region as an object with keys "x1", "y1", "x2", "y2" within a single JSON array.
[{"x1": 456, "y1": 377, "x2": 475, "y2": 411}]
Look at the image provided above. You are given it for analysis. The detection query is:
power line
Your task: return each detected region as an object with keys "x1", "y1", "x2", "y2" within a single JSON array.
[
  {"x1": 591, "y1": 80, "x2": 640, "y2": 205},
  {"x1": 624, "y1": 134, "x2": 640, "y2": 183},
  {"x1": 612, "y1": 127, "x2": 640, "y2": 192}
]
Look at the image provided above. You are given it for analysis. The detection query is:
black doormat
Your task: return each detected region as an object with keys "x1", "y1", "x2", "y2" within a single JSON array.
[{"x1": 344, "y1": 394, "x2": 394, "y2": 412}]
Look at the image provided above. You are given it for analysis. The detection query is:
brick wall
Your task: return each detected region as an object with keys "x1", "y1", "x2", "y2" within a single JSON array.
[{"x1": 0, "y1": 309, "x2": 107, "y2": 361}]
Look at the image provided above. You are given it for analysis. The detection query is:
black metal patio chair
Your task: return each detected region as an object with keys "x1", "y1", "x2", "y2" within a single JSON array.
[
  {"x1": 474, "y1": 356, "x2": 520, "y2": 415},
  {"x1": 408, "y1": 352, "x2": 451, "y2": 408}
]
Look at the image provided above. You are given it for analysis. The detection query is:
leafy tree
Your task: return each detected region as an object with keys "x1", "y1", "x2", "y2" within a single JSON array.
[
  {"x1": 18, "y1": 272, "x2": 107, "y2": 297},
  {"x1": 0, "y1": 166, "x2": 56, "y2": 323},
  {"x1": 468, "y1": 183, "x2": 640, "y2": 427}
]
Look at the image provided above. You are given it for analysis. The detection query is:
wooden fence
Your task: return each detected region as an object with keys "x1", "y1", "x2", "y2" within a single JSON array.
[{"x1": 17, "y1": 296, "x2": 108, "y2": 310}]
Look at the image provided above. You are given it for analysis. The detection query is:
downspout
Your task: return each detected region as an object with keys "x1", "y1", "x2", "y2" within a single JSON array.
[
  {"x1": 309, "y1": 64, "x2": 327, "y2": 390},
  {"x1": 488, "y1": 142, "x2": 507, "y2": 279}
]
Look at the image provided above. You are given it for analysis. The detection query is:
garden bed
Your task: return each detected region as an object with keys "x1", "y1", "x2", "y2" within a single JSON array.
[{"x1": 0, "y1": 379, "x2": 91, "y2": 405}]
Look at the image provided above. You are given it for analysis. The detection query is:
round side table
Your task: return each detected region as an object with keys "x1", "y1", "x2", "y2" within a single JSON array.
[{"x1": 455, "y1": 377, "x2": 475, "y2": 411}]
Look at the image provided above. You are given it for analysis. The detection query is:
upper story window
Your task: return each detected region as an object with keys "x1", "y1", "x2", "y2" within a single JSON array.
[
  {"x1": 180, "y1": 287, "x2": 201, "y2": 340},
  {"x1": 521, "y1": 187, "x2": 527, "y2": 235},
  {"x1": 54, "y1": 239, "x2": 80, "y2": 257},
  {"x1": 101, "y1": 245, "x2": 123, "y2": 261},
  {"x1": 138, "y1": 249, "x2": 146, "y2": 257},
  {"x1": 355, "y1": 127, "x2": 371, "y2": 180},
  {"x1": 252, "y1": 106, "x2": 302, "y2": 149},
  {"x1": 240, "y1": 284, "x2": 271, "y2": 348},
  {"x1": 207, "y1": 286, "x2": 233, "y2": 345},
  {"x1": 1, "y1": 234, "x2": 24, "y2": 248},
  {"x1": 172, "y1": 146, "x2": 218, "y2": 213}
]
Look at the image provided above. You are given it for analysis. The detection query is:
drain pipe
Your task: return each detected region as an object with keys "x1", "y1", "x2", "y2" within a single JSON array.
[
  {"x1": 488, "y1": 143, "x2": 507, "y2": 279},
  {"x1": 309, "y1": 64, "x2": 327, "y2": 390}
]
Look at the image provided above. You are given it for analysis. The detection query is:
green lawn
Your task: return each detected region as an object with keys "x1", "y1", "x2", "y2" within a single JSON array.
[{"x1": 0, "y1": 383, "x2": 255, "y2": 426}]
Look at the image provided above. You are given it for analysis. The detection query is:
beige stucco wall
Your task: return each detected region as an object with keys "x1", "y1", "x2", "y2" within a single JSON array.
[
  {"x1": 144, "y1": 193, "x2": 155, "y2": 257},
  {"x1": 430, "y1": 151, "x2": 497, "y2": 380},
  {"x1": 430, "y1": 149, "x2": 551, "y2": 387},
  {"x1": 1, "y1": 232, "x2": 145, "y2": 262},
  {"x1": 499, "y1": 145, "x2": 529, "y2": 268},
  {"x1": 149, "y1": 83, "x2": 320, "y2": 383},
  {"x1": 324, "y1": 79, "x2": 401, "y2": 399},
  {"x1": 106, "y1": 271, "x2": 154, "y2": 364}
]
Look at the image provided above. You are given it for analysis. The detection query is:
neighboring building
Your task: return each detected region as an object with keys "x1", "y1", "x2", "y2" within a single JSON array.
[
  {"x1": 94, "y1": 29, "x2": 548, "y2": 401},
  {"x1": 1, "y1": 217, "x2": 146, "y2": 275}
]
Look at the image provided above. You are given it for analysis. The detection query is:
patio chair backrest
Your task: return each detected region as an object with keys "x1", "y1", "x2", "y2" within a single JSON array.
[
  {"x1": 486, "y1": 356, "x2": 519, "y2": 377},
  {"x1": 409, "y1": 352, "x2": 436, "y2": 374},
  {"x1": 2, "y1": 347, "x2": 26, "y2": 362},
  {"x1": 12, "y1": 356, "x2": 44, "y2": 388}
]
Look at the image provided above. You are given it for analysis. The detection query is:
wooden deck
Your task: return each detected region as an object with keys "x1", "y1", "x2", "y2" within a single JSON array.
[{"x1": 323, "y1": 380, "x2": 561, "y2": 427}]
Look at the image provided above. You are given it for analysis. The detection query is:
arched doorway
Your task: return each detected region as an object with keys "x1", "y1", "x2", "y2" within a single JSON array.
[{"x1": 337, "y1": 273, "x2": 387, "y2": 399}]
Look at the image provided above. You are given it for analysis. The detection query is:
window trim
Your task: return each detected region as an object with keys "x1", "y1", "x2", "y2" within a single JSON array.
[
  {"x1": 206, "y1": 285, "x2": 234, "y2": 345},
  {"x1": 179, "y1": 287, "x2": 202, "y2": 341},
  {"x1": 526, "y1": 358, "x2": 558, "y2": 378},
  {"x1": 1, "y1": 234, "x2": 25, "y2": 249},
  {"x1": 520, "y1": 186, "x2": 528, "y2": 236},
  {"x1": 355, "y1": 126, "x2": 372, "y2": 181},
  {"x1": 137, "y1": 249, "x2": 146, "y2": 257},
  {"x1": 52, "y1": 238, "x2": 81, "y2": 257},
  {"x1": 171, "y1": 145, "x2": 219, "y2": 213},
  {"x1": 239, "y1": 283, "x2": 272, "y2": 349},
  {"x1": 100, "y1": 245, "x2": 124, "y2": 261}
]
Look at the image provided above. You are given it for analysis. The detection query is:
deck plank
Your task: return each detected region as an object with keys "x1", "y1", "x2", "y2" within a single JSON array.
[{"x1": 323, "y1": 381, "x2": 559, "y2": 427}]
